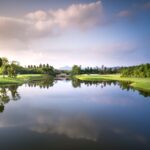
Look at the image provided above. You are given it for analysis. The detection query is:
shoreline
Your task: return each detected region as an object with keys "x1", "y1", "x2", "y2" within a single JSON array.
[
  {"x1": 75, "y1": 74, "x2": 150, "y2": 92},
  {"x1": 0, "y1": 74, "x2": 46, "y2": 85}
]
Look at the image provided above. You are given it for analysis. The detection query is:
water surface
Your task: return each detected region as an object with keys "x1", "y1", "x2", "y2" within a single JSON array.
[{"x1": 0, "y1": 79, "x2": 150, "y2": 150}]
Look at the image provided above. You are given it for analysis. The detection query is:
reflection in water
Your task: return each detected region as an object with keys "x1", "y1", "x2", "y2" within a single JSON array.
[
  {"x1": 8, "y1": 85, "x2": 21, "y2": 100},
  {"x1": 71, "y1": 78, "x2": 150, "y2": 97},
  {"x1": 0, "y1": 85, "x2": 20, "y2": 113},
  {"x1": 0, "y1": 78, "x2": 150, "y2": 113},
  {"x1": 25, "y1": 76, "x2": 55, "y2": 89},
  {"x1": 71, "y1": 78, "x2": 81, "y2": 88},
  {"x1": 0, "y1": 79, "x2": 150, "y2": 150},
  {"x1": 71, "y1": 78, "x2": 128, "y2": 88},
  {"x1": 0, "y1": 77, "x2": 55, "y2": 113},
  {"x1": 30, "y1": 112, "x2": 98, "y2": 141}
]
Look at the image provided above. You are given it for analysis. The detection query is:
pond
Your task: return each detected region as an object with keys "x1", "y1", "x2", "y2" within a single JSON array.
[{"x1": 0, "y1": 79, "x2": 150, "y2": 150}]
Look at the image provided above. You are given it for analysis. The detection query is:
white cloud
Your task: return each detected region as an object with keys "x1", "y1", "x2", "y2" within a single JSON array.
[
  {"x1": 47, "y1": 1, "x2": 103, "y2": 29},
  {"x1": 0, "y1": 1, "x2": 103, "y2": 40},
  {"x1": 26, "y1": 10, "x2": 47, "y2": 21}
]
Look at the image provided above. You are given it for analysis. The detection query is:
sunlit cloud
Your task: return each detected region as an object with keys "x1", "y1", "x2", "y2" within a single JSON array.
[
  {"x1": 26, "y1": 1, "x2": 103, "y2": 29},
  {"x1": 0, "y1": 1, "x2": 103, "y2": 40}
]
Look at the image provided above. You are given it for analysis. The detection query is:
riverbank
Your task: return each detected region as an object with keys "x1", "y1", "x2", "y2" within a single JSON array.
[
  {"x1": 75, "y1": 74, "x2": 150, "y2": 92},
  {"x1": 0, "y1": 74, "x2": 45, "y2": 85}
]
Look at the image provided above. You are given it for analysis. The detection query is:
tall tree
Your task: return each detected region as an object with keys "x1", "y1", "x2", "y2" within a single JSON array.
[
  {"x1": 0, "y1": 58, "x2": 2, "y2": 67},
  {"x1": 46, "y1": 64, "x2": 49, "y2": 68},
  {"x1": 10, "y1": 61, "x2": 19, "y2": 78},
  {"x1": 39, "y1": 64, "x2": 42, "y2": 68},
  {"x1": 71, "y1": 65, "x2": 81, "y2": 75},
  {"x1": 1, "y1": 57, "x2": 9, "y2": 77}
]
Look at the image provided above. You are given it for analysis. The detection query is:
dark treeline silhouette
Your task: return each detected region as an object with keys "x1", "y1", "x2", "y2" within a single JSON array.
[{"x1": 121, "y1": 63, "x2": 150, "y2": 78}]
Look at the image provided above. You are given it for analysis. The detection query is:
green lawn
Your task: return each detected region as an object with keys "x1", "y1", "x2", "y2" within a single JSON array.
[
  {"x1": 75, "y1": 74, "x2": 150, "y2": 92},
  {"x1": 0, "y1": 74, "x2": 45, "y2": 85}
]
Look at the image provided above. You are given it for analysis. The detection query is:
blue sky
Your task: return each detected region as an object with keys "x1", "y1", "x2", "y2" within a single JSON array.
[{"x1": 0, "y1": 0, "x2": 149, "y2": 68}]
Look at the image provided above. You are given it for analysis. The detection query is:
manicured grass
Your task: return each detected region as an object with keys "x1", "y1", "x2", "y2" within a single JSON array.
[
  {"x1": 0, "y1": 74, "x2": 45, "y2": 85},
  {"x1": 75, "y1": 74, "x2": 150, "y2": 92}
]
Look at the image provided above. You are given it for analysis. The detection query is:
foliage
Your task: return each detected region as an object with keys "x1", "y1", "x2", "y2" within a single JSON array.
[
  {"x1": 22, "y1": 64, "x2": 56, "y2": 76},
  {"x1": 0, "y1": 57, "x2": 56, "y2": 77},
  {"x1": 71, "y1": 65, "x2": 120, "y2": 75},
  {"x1": 42, "y1": 66, "x2": 55, "y2": 76},
  {"x1": 71, "y1": 64, "x2": 150, "y2": 78},
  {"x1": 0, "y1": 58, "x2": 2, "y2": 67},
  {"x1": 81, "y1": 66, "x2": 119, "y2": 74},
  {"x1": 1, "y1": 57, "x2": 9, "y2": 77},
  {"x1": 71, "y1": 65, "x2": 81, "y2": 75},
  {"x1": 121, "y1": 64, "x2": 150, "y2": 78}
]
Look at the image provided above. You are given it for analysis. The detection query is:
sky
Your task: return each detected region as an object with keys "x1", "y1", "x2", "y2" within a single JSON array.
[{"x1": 0, "y1": 0, "x2": 150, "y2": 68}]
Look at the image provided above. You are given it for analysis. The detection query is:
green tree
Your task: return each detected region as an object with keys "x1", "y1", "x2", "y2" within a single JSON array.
[
  {"x1": 8, "y1": 61, "x2": 19, "y2": 78},
  {"x1": 46, "y1": 64, "x2": 49, "y2": 68},
  {"x1": 39, "y1": 64, "x2": 42, "y2": 68},
  {"x1": 1, "y1": 57, "x2": 9, "y2": 77},
  {"x1": 0, "y1": 58, "x2": 2, "y2": 67},
  {"x1": 121, "y1": 63, "x2": 150, "y2": 78},
  {"x1": 71, "y1": 65, "x2": 81, "y2": 75},
  {"x1": 42, "y1": 66, "x2": 55, "y2": 75}
]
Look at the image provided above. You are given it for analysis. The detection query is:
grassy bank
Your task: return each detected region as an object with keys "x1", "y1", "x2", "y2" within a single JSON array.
[
  {"x1": 75, "y1": 74, "x2": 150, "y2": 92},
  {"x1": 0, "y1": 74, "x2": 45, "y2": 85}
]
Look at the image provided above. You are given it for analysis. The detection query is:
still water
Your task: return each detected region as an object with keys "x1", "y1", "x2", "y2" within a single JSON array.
[{"x1": 0, "y1": 79, "x2": 150, "y2": 150}]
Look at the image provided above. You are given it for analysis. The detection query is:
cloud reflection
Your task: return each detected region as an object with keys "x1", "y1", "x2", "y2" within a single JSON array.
[{"x1": 30, "y1": 112, "x2": 98, "y2": 141}]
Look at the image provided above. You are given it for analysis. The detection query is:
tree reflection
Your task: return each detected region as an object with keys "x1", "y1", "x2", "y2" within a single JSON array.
[
  {"x1": 26, "y1": 76, "x2": 55, "y2": 89},
  {"x1": 0, "y1": 85, "x2": 20, "y2": 113},
  {"x1": 0, "y1": 104, "x2": 4, "y2": 113},
  {"x1": 0, "y1": 87, "x2": 10, "y2": 104},
  {"x1": 138, "y1": 90, "x2": 150, "y2": 97},
  {"x1": 71, "y1": 78, "x2": 81, "y2": 88},
  {"x1": 8, "y1": 85, "x2": 21, "y2": 100},
  {"x1": 72, "y1": 79, "x2": 118, "y2": 88},
  {"x1": 71, "y1": 79, "x2": 150, "y2": 97}
]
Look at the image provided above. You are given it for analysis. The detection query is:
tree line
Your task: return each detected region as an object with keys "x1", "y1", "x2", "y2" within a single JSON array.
[
  {"x1": 71, "y1": 65, "x2": 120, "y2": 75},
  {"x1": 71, "y1": 64, "x2": 150, "y2": 78},
  {"x1": 121, "y1": 63, "x2": 150, "y2": 78},
  {"x1": 0, "y1": 57, "x2": 56, "y2": 78},
  {"x1": 1, "y1": 57, "x2": 149, "y2": 78}
]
